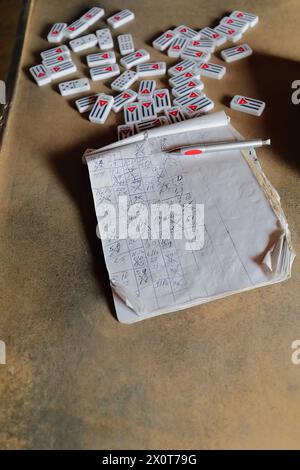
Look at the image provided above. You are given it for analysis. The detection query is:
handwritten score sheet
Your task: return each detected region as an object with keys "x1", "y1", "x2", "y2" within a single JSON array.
[{"x1": 86, "y1": 112, "x2": 294, "y2": 323}]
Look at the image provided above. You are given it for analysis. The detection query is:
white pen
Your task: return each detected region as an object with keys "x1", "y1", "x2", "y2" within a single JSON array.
[{"x1": 166, "y1": 138, "x2": 271, "y2": 156}]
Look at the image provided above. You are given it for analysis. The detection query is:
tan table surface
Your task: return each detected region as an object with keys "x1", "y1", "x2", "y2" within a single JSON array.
[{"x1": 0, "y1": 0, "x2": 299, "y2": 450}]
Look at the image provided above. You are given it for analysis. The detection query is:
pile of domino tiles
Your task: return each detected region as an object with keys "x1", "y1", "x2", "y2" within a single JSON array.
[{"x1": 29, "y1": 7, "x2": 264, "y2": 142}]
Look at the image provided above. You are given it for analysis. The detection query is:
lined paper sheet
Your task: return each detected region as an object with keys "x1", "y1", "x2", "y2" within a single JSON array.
[{"x1": 86, "y1": 113, "x2": 294, "y2": 323}]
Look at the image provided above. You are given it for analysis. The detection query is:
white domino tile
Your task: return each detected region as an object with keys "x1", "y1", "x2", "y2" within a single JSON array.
[
  {"x1": 153, "y1": 89, "x2": 171, "y2": 112},
  {"x1": 80, "y1": 7, "x2": 105, "y2": 26},
  {"x1": 139, "y1": 98, "x2": 157, "y2": 120},
  {"x1": 47, "y1": 61, "x2": 77, "y2": 80},
  {"x1": 47, "y1": 23, "x2": 67, "y2": 43},
  {"x1": 199, "y1": 27, "x2": 227, "y2": 46},
  {"x1": 173, "y1": 89, "x2": 205, "y2": 107},
  {"x1": 182, "y1": 96, "x2": 214, "y2": 117},
  {"x1": 64, "y1": 19, "x2": 89, "y2": 39},
  {"x1": 58, "y1": 78, "x2": 90, "y2": 96},
  {"x1": 110, "y1": 70, "x2": 139, "y2": 92},
  {"x1": 123, "y1": 103, "x2": 142, "y2": 124},
  {"x1": 30, "y1": 64, "x2": 52, "y2": 86},
  {"x1": 172, "y1": 78, "x2": 204, "y2": 97},
  {"x1": 90, "y1": 64, "x2": 120, "y2": 81},
  {"x1": 135, "y1": 117, "x2": 167, "y2": 132},
  {"x1": 107, "y1": 9, "x2": 135, "y2": 29},
  {"x1": 230, "y1": 95, "x2": 265, "y2": 116},
  {"x1": 89, "y1": 94, "x2": 114, "y2": 124},
  {"x1": 112, "y1": 90, "x2": 137, "y2": 112},
  {"x1": 43, "y1": 53, "x2": 70, "y2": 69},
  {"x1": 168, "y1": 59, "x2": 195, "y2": 76},
  {"x1": 194, "y1": 62, "x2": 226, "y2": 79},
  {"x1": 168, "y1": 37, "x2": 187, "y2": 58},
  {"x1": 117, "y1": 34, "x2": 135, "y2": 55},
  {"x1": 138, "y1": 80, "x2": 156, "y2": 98},
  {"x1": 152, "y1": 30, "x2": 179, "y2": 51},
  {"x1": 220, "y1": 43, "x2": 252, "y2": 62},
  {"x1": 164, "y1": 106, "x2": 186, "y2": 124},
  {"x1": 230, "y1": 10, "x2": 259, "y2": 27},
  {"x1": 120, "y1": 49, "x2": 150, "y2": 70},
  {"x1": 41, "y1": 45, "x2": 70, "y2": 60},
  {"x1": 174, "y1": 25, "x2": 200, "y2": 39},
  {"x1": 180, "y1": 48, "x2": 210, "y2": 62},
  {"x1": 69, "y1": 34, "x2": 98, "y2": 53},
  {"x1": 75, "y1": 94, "x2": 99, "y2": 113},
  {"x1": 169, "y1": 70, "x2": 197, "y2": 87},
  {"x1": 187, "y1": 38, "x2": 215, "y2": 52},
  {"x1": 87, "y1": 51, "x2": 116, "y2": 67},
  {"x1": 220, "y1": 16, "x2": 249, "y2": 33},
  {"x1": 96, "y1": 29, "x2": 114, "y2": 50},
  {"x1": 118, "y1": 124, "x2": 135, "y2": 140},
  {"x1": 136, "y1": 62, "x2": 166, "y2": 77},
  {"x1": 214, "y1": 24, "x2": 243, "y2": 42}
]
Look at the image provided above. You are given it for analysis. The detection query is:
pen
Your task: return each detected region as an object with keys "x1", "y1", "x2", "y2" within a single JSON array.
[{"x1": 166, "y1": 138, "x2": 271, "y2": 156}]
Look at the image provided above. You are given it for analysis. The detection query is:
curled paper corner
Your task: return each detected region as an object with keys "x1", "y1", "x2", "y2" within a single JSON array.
[
  {"x1": 82, "y1": 148, "x2": 95, "y2": 165},
  {"x1": 261, "y1": 230, "x2": 285, "y2": 274},
  {"x1": 110, "y1": 280, "x2": 146, "y2": 316}
]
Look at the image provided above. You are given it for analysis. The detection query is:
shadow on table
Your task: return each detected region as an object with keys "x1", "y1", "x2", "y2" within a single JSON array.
[
  {"x1": 248, "y1": 52, "x2": 300, "y2": 173},
  {"x1": 48, "y1": 128, "x2": 118, "y2": 320}
]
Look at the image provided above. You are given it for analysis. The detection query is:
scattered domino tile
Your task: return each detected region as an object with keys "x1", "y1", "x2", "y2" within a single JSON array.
[
  {"x1": 120, "y1": 49, "x2": 150, "y2": 70},
  {"x1": 214, "y1": 24, "x2": 243, "y2": 43},
  {"x1": 110, "y1": 70, "x2": 139, "y2": 92},
  {"x1": 47, "y1": 23, "x2": 67, "y2": 43},
  {"x1": 164, "y1": 106, "x2": 186, "y2": 124},
  {"x1": 138, "y1": 80, "x2": 156, "y2": 98},
  {"x1": 58, "y1": 78, "x2": 90, "y2": 96},
  {"x1": 152, "y1": 30, "x2": 179, "y2": 51},
  {"x1": 195, "y1": 62, "x2": 226, "y2": 80},
  {"x1": 187, "y1": 38, "x2": 215, "y2": 52},
  {"x1": 199, "y1": 27, "x2": 227, "y2": 46},
  {"x1": 87, "y1": 51, "x2": 116, "y2": 67},
  {"x1": 123, "y1": 103, "x2": 142, "y2": 124},
  {"x1": 180, "y1": 48, "x2": 210, "y2": 62},
  {"x1": 230, "y1": 11, "x2": 259, "y2": 27},
  {"x1": 69, "y1": 34, "x2": 98, "y2": 53},
  {"x1": 43, "y1": 53, "x2": 71, "y2": 69},
  {"x1": 136, "y1": 62, "x2": 166, "y2": 77},
  {"x1": 182, "y1": 96, "x2": 214, "y2": 117},
  {"x1": 230, "y1": 95, "x2": 265, "y2": 116},
  {"x1": 118, "y1": 34, "x2": 135, "y2": 55},
  {"x1": 112, "y1": 90, "x2": 137, "y2": 112},
  {"x1": 168, "y1": 37, "x2": 187, "y2": 58},
  {"x1": 41, "y1": 45, "x2": 70, "y2": 60},
  {"x1": 220, "y1": 16, "x2": 249, "y2": 33},
  {"x1": 75, "y1": 94, "x2": 99, "y2": 113},
  {"x1": 220, "y1": 43, "x2": 252, "y2": 62},
  {"x1": 30, "y1": 64, "x2": 52, "y2": 86},
  {"x1": 135, "y1": 117, "x2": 167, "y2": 132},
  {"x1": 89, "y1": 94, "x2": 114, "y2": 124},
  {"x1": 118, "y1": 124, "x2": 135, "y2": 140},
  {"x1": 169, "y1": 70, "x2": 197, "y2": 87},
  {"x1": 81, "y1": 7, "x2": 105, "y2": 26},
  {"x1": 168, "y1": 59, "x2": 195, "y2": 76},
  {"x1": 174, "y1": 25, "x2": 200, "y2": 39},
  {"x1": 153, "y1": 89, "x2": 171, "y2": 112},
  {"x1": 90, "y1": 64, "x2": 120, "y2": 81},
  {"x1": 173, "y1": 89, "x2": 205, "y2": 107},
  {"x1": 139, "y1": 98, "x2": 157, "y2": 120},
  {"x1": 96, "y1": 29, "x2": 114, "y2": 50},
  {"x1": 64, "y1": 19, "x2": 89, "y2": 39},
  {"x1": 47, "y1": 61, "x2": 77, "y2": 80},
  {"x1": 172, "y1": 78, "x2": 204, "y2": 97},
  {"x1": 107, "y1": 9, "x2": 135, "y2": 29}
]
